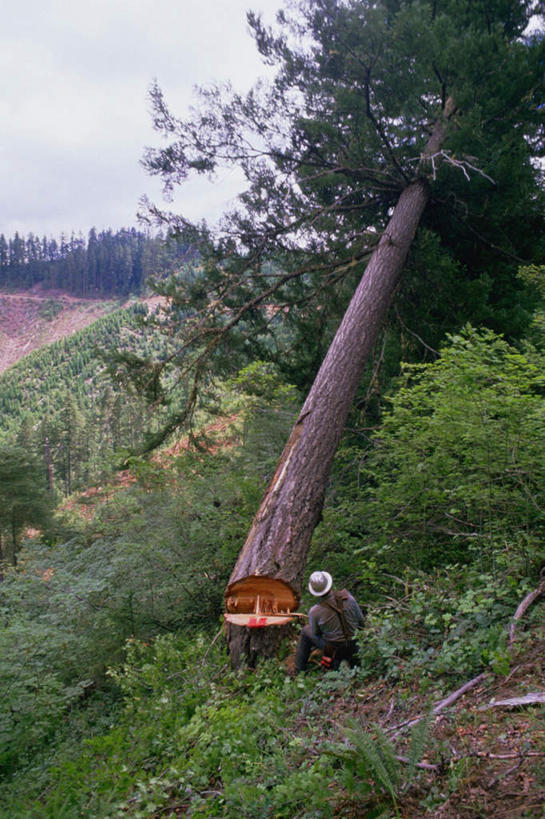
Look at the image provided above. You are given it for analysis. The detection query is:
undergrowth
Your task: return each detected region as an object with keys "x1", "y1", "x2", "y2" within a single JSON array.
[
  {"x1": 3, "y1": 329, "x2": 545, "y2": 816},
  {"x1": 1, "y1": 632, "x2": 431, "y2": 819}
]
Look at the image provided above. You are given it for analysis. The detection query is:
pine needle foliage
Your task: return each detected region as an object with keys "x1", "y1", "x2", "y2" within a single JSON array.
[{"x1": 132, "y1": 0, "x2": 545, "y2": 449}]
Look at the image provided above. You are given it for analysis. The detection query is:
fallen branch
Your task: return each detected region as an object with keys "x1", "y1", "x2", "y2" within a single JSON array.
[
  {"x1": 395, "y1": 754, "x2": 440, "y2": 771},
  {"x1": 487, "y1": 759, "x2": 523, "y2": 789},
  {"x1": 432, "y1": 672, "x2": 489, "y2": 714},
  {"x1": 387, "y1": 672, "x2": 489, "y2": 737},
  {"x1": 509, "y1": 578, "x2": 545, "y2": 644},
  {"x1": 201, "y1": 625, "x2": 224, "y2": 663},
  {"x1": 454, "y1": 750, "x2": 545, "y2": 760},
  {"x1": 384, "y1": 695, "x2": 396, "y2": 722},
  {"x1": 389, "y1": 575, "x2": 545, "y2": 735},
  {"x1": 481, "y1": 691, "x2": 545, "y2": 709},
  {"x1": 394, "y1": 747, "x2": 545, "y2": 782}
]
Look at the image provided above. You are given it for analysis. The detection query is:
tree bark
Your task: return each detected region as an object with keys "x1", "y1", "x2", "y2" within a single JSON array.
[{"x1": 226, "y1": 103, "x2": 454, "y2": 666}]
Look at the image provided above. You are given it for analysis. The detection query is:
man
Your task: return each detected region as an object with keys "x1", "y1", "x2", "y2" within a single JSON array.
[{"x1": 294, "y1": 570, "x2": 366, "y2": 673}]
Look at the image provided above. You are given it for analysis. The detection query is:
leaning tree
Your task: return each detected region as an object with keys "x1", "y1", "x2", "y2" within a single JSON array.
[{"x1": 132, "y1": 0, "x2": 544, "y2": 664}]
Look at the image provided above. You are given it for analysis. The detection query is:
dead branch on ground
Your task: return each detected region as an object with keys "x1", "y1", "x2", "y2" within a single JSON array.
[{"x1": 508, "y1": 573, "x2": 545, "y2": 644}]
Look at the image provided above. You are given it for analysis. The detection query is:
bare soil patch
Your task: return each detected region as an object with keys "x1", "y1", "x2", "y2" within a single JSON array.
[
  {"x1": 0, "y1": 288, "x2": 118, "y2": 373},
  {"x1": 321, "y1": 631, "x2": 545, "y2": 817},
  {"x1": 0, "y1": 287, "x2": 164, "y2": 374}
]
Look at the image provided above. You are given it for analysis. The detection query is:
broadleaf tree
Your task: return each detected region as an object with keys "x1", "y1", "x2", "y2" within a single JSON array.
[
  {"x1": 363, "y1": 326, "x2": 545, "y2": 573},
  {"x1": 134, "y1": 0, "x2": 545, "y2": 663}
]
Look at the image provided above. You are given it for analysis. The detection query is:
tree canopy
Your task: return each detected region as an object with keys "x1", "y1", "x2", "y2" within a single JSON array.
[
  {"x1": 134, "y1": 0, "x2": 544, "y2": 447},
  {"x1": 0, "y1": 228, "x2": 192, "y2": 297}
]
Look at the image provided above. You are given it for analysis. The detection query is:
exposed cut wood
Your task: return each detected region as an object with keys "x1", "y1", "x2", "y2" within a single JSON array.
[
  {"x1": 224, "y1": 613, "x2": 298, "y2": 628},
  {"x1": 224, "y1": 575, "x2": 301, "y2": 629},
  {"x1": 225, "y1": 575, "x2": 299, "y2": 614}
]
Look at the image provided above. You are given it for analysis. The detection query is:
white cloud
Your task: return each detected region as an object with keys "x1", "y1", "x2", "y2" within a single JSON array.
[{"x1": 1, "y1": 0, "x2": 282, "y2": 238}]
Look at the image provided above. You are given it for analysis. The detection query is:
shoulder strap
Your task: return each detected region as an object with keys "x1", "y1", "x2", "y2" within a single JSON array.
[{"x1": 322, "y1": 591, "x2": 352, "y2": 640}]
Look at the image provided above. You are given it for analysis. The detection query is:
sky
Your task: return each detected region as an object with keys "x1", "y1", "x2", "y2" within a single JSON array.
[{"x1": 1, "y1": 0, "x2": 284, "y2": 239}]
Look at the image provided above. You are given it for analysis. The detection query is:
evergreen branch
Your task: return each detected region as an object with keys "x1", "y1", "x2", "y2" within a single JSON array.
[
  {"x1": 393, "y1": 304, "x2": 439, "y2": 357},
  {"x1": 364, "y1": 67, "x2": 410, "y2": 184}
]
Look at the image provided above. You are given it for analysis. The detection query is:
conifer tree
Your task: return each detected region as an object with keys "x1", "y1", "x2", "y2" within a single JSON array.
[
  {"x1": 140, "y1": 0, "x2": 544, "y2": 432},
  {"x1": 0, "y1": 445, "x2": 55, "y2": 567},
  {"x1": 138, "y1": 0, "x2": 544, "y2": 662}
]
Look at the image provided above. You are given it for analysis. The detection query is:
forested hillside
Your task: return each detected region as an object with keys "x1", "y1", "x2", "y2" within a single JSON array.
[
  {"x1": 2, "y1": 329, "x2": 545, "y2": 817},
  {"x1": 0, "y1": 299, "x2": 173, "y2": 502},
  {"x1": 2, "y1": 0, "x2": 545, "y2": 816}
]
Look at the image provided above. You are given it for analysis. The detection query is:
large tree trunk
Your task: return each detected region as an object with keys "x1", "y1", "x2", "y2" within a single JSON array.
[{"x1": 226, "y1": 104, "x2": 454, "y2": 666}]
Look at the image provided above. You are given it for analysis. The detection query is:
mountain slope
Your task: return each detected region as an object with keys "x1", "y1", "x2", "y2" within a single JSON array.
[
  {"x1": 0, "y1": 287, "x2": 122, "y2": 374},
  {"x1": 0, "y1": 286, "x2": 165, "y2": 374}
]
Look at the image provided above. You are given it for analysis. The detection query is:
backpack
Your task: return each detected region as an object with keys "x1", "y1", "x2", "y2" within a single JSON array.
[{"x1": 320, "y1": 590, "x2": 357, "y2": 669}]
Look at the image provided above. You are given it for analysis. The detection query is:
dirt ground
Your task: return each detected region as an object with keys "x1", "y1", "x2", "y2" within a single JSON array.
[
  {"x1": 326, "y1": 630, "x2": 545, "y2": 817},
  {"x1": 0, "y1": 287, "x2": 117, "y2": 373}
]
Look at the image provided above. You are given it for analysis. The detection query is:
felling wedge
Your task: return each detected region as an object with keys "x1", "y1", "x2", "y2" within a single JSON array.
[{"x1": 224, "y1": 575, "x2": 305, "y2": 628}]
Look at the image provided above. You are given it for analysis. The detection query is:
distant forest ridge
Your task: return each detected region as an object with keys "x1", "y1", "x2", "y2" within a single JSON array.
[{"x1": 0, "y1": 227, "x2": 193, "y2": 297}]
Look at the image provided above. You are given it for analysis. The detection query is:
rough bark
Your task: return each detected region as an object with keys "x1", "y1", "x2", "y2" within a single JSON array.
[{"x1": 226, "y1": 103, "x2": 454, "y2": 666}]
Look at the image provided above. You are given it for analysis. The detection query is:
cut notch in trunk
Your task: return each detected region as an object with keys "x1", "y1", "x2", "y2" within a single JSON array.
[{"x1": 224, "y1": 575, "x2": 301, "y2": 627}]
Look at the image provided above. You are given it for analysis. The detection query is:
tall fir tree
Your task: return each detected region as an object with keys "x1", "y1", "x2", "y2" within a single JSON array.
[
  {"x1": 135, "y1": 0, "x2": 545, "y2": 663},
  {"x1": 137, "y1": 0, "x2": 545, "y2": 439}
]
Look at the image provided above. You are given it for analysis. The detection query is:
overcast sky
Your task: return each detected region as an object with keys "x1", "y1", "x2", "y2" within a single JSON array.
[{"x1": 1, "y1": 0, "x2": 284, "y2": 239}]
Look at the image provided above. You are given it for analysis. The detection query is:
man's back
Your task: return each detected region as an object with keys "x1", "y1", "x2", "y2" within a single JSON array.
[{"x1": 309, "y1": 590, "x2": 365, "y2": 642}]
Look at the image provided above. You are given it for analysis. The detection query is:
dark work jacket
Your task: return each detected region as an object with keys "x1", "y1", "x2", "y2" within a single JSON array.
[{"x1": 308, "y1": 590, "x2": 365, "y2": 643}]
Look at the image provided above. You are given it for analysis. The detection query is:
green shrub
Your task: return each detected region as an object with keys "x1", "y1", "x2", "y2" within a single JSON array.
[
  {"x1": 357, "y1": 564, "x2": 531, "y2": 682},
  {"x1": 38, "y1": 299, "x2": 64, "y2": 321}
]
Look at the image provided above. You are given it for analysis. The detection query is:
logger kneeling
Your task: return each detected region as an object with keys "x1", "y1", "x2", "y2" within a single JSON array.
[{"x1": 294, "y1": 571, "x2": 365, "y2": 673}]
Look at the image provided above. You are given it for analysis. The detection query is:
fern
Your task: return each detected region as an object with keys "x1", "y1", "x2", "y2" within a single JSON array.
[
  {"x1": 332, "y1": 715, "x2": 431, "y2": 813},
  {"x1": 338, "y1": 718, "x2": 401, "y2": 807},
  {"x1": 406, "y1": 712, "x2": 430, "y2": 787},
  {"x1": 372, "y1": 722, "x2": 402, "y2": 792}
]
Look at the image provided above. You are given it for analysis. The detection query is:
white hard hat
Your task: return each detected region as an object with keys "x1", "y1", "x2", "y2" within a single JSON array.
[{"x1": 308, "y1": 571, "x2": 333, "y2": 597}]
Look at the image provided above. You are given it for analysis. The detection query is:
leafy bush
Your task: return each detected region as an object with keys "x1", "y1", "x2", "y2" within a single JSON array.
[
  {"x1": 365, "y1": 327, "x2": 545, "y2": 572},
  {"x1": 357, "y1": 565, "x2": 531, "y2": 682},
  {"x1": 313, "y1": 327, "x2": 545, "y2": 596},
  {"x1": 1, "y1": 633, "x2": 334, "y2": 818}
]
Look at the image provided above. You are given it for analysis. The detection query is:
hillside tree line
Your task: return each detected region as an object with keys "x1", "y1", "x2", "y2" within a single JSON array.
[{"x1": 0, "y1": 228, "x2": 193, "y2": 297}]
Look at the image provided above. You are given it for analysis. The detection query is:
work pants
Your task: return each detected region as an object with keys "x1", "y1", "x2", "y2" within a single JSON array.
[
  {"x1": 295, "y1": 625, "x2": 360, "y2": 672},
  {"x1": 294, "y1": 625, "x2": 326, "y2": 671}
]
